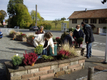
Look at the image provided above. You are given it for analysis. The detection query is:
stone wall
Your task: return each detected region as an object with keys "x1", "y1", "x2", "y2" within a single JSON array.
[{"x1": 4, "y1": 56, "x2": 85, "y2": 80}]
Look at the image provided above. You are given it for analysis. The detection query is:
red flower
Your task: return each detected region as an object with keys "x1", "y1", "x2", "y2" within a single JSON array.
[
  {"x1": 23, "y1": 51, "x2": 38, "y2": 65},
  {"x1": 58, "y1": 50, "x2": 70, "y2": 58}
]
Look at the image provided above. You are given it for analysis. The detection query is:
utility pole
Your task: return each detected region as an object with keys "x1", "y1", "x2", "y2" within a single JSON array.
[
  {"x1": 104, "y1": 20, "x2": 107, "y2": 64},
  {"x1": 35, "y1": 5, "x2": 37, "y2": 27}
]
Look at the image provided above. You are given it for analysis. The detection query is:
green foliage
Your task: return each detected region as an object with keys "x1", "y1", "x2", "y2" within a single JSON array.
[
  {"x1": 77, "y1": 37, "x2": 83, "y2": 44},
  {"x1": 30, "y1": 10, "x2": 42, "y2": 22},
  {"x1": 52, "y1": 19, "x2": 61, "y2": 28},
  {"x1": 7, "y1": 0, "x2": 23, "y2": 16},
  {"x1": 0, "y1": 10, "x2": 7, "y2": 23},
  {"x1": 42, "y1": 55, "x2": 54, "y2": 60},
  {"x1": 34, "y1": 44, "x2": 43, "y2": 55},
  {"x1": 69, "y1": 28, "x2": 75, "y2": 32},
  {"x1": 12, "y1": 55, "x2": 22, "y2": 66},
  {"x1": 37, "y1": 22, "x2": 52, "y2": 30},
  {"x1": 61, "y1": 17, "x2": 66, "y2": 21},
  {"x1": 61, "y1": 32, "x2": 68, "y2": 41},
  {"x1": 9, "y1": 3, "x2": 32, "y2": 28}
]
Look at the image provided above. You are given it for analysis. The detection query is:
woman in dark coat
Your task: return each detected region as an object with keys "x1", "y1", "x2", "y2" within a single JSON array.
[{"x1": 73, "y1": 25, "x2": 84, "y2": 47}]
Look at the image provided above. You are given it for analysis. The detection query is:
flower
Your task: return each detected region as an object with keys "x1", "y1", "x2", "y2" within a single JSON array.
[
  {"x1": 23, "y1": 51, "x2": 38, "y2": 65},
  {"x1": 58, "y1": 49, "x2": 70, "y2": 59},
  {"x1": 34, "y1": 44, "x2": 43, "y2": 55},
  {"x1": 21, "y1": 34, "x2": 27, "y2": 38}
]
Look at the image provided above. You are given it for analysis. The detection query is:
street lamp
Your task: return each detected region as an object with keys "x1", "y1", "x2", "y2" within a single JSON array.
[{"x1": 104, "y1": 19, "x2": 107, "y2": 64}]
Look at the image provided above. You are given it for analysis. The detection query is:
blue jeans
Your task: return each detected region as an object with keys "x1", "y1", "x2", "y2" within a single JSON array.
[
  {"x1": 42, "y1": 49, "x2": 47, "y2": 55},
  {"x1": 86, "y1": 43, "x2": 92, "y2": 58}
]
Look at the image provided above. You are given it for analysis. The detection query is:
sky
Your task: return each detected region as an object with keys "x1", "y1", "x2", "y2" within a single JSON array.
[{"x1": 0, "y1": 0, "x2": 107, "y2": 20}]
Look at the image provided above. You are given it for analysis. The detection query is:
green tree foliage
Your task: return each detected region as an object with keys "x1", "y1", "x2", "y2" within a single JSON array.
[
  {"x1": 7, "y1": 0, "x2": 23, "y2": 16},
  {"x1": 9, "y1": 3, "x2": 32, "y2": 28},
  {"x1": 0, "y1": 10, "x2": 7, "y2": 23},
  {"x1": 52, "y1": 19, "x2": 61, "y2": 28},
  {"x1": 30, "y1": 10, "x2": 43, "y2": 22},
  {"x1": 61, "y1": 17, "x2": 66, "y2": 23},
  {"x1": 61, "y1": 17, "x2": 66, "y2": 21}
]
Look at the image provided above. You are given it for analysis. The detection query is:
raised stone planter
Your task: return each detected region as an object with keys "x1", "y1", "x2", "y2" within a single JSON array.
[
  {"x1": 16, "y1": 36, "x2": 27, "y2": 42},
  {"x1": 27, "y1": 38, "x2": 34, "y2": 46},
  {"x1": 4, "y1": 56, "x2": 85, "y2": 80}
]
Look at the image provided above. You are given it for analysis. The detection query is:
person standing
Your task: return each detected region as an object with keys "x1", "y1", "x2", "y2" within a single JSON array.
[
  {"x1": 73, "y1": 25, "x2": 84, "y2": 47},
  {"x1": 35, "y1": 26, "x2": 45, "y2": 34},
  {"x1": 81, "y1": 22, "x2": 94, "y2": 59}
]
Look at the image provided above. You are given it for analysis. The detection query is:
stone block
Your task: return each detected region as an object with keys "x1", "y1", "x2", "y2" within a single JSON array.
[
  {"x1": 70, "y1": 61, "x2": 78, "y2": 65},
  {"x1": 51, "y1": 65, "x2": 58, "y2": 69},
  {"x1": 39, "y1": 73, "x2": 54, "y2": 80},
  {"x1": 59, "y1": 63, "x2": 69, "y2": 68},
  {"x1": 39, "y1": 66, "x2": 50, "y2": 71},
  {"x1": 54, "y1": 68, "x2": 60, "y2": 72},
  {"x1": 12, "y1": 70, "x2": 27, "y2": 76},
  {"x1": 28, "y1": 68, "x2": 39, "y2": 74},
  {"x1": 21, "y1": 74, "x2": 33, "y2": 79},
  {"x1": 11, "y1": 76, "x2": 21, "y2": 80},
  {"x1": 28, "y1": 76, "x2": 39, "y2": 80},
  {"x1": 48, "y1": 69, "x2": 54, "y2": 73},
  {"x1": 34, "y1": 71, "x2": 47, "y2": 76}
]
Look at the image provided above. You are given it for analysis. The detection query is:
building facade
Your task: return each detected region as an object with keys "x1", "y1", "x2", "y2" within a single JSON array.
[{"x1": 68, "y1": 8, "x2": 107, "y2": 34}]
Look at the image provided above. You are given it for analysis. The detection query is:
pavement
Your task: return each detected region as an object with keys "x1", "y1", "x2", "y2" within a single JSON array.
[{"x1": 0, "y1": 33, "x2": 107, "y2": 80}]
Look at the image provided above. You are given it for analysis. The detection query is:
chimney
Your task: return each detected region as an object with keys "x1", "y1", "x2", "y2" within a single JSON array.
[{"x1": 85, "y1": 8, "x2": 87, "y2": 12}]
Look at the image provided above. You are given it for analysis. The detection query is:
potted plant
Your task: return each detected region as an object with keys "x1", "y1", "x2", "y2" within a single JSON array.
[
  {"x1": 77, "y1": 37, "x2": 83, "y2": 44},
  {"x1": 11, "y1": 54, "x2": 22, "y2": 69},
  {"x1": 23, "y1": 51, "x2": 38, "y2": 66},
  {"x1": 27, "y1": 35, "x2": 35, "y2": 45},
  {"x1": 58, "y1": 49, "x2": 70, "y2": 59},
  {"x1": 9, "y1": 30, "x2": 16, "y2": 39},
  {"x1": 34, "y1": 44, "x2": 43, "y2": 55}
]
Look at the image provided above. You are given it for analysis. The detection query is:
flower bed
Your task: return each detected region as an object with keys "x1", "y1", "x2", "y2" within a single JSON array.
[{"x1": 4, "y1": 56, "x2": 85, "y2": 80}]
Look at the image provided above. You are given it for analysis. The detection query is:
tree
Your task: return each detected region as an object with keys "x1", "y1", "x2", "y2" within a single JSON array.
[
  {"x1": 61, "y1": 17, "x2": 66, "y2": 21},
  {"x1": 52, "y1": 19, "x2": 61, "y2": 28},
  {"x1": 61, "y1": 17, "x2": 66, "y2": 23},
  {"x1": 7, "y1": 0, "x2": 23, "y2": 17},
  {"x1": 9, "y1": 3, "x2": 32, "y2": 28},
  {"x1": 0, "y1": 10, "x2": 7, "y2": 23},
  {"x1": 30, "y1": 10, "x2": 43, "y2": 22}
]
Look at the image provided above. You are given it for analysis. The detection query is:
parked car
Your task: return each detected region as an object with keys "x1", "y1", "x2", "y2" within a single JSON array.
[
  {"x1": 29, "y1": 26, "x2": 38, "y2": 31},
  {"x1": 0, "y1": 31, "x2": 3, "y2": 38}
]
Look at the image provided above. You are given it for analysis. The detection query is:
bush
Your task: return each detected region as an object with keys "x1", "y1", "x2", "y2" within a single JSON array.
[
  {"x1": 12, "y1": 54, "x2": 22, "y2": 66},
  {"x1": 61, "y1": 32, "x2": 68, "y2": 41},
  {"x1": 23, "y1": 51, "x2": 38, "y2": 65},
  {"x1": 37, "y1": 22, "x2": 52, "y2": 30},
  {"x1": 34, "y1": 44, "x2": 43, "y2": 55},
  {"x1": 42, "y1": 55, "x2": 54, "y2": 60}
]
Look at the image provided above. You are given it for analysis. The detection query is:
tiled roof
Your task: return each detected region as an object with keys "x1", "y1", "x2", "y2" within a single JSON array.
[{"x1": 68, "y1": 8, "x2": 107, "y2": 19}]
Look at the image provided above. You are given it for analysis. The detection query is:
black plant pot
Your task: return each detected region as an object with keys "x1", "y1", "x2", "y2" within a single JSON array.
[{"x1": 13, "y1": 65, "x2": 19, "y2": 69}]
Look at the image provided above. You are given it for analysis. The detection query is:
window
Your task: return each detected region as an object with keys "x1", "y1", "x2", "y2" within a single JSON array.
[
  {"x1": 90, "y1": 19, "x2": 96, "y2": 24},
  {"x1": 72, "y1": 19, "x2": 77, "y2": 24},
  {"x1": 99, "y1": 18, "x2": 107, "y2": 24},
  {"x1": 83, "y1": 19, "x2": 88, "y2": 23}
]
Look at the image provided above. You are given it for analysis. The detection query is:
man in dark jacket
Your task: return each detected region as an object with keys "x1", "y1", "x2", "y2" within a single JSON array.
[{"x1": 81, "y1": 22, "x2": 94, "y2": 58}]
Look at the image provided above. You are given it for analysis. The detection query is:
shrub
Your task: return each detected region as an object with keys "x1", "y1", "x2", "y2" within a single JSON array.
[
  {"x1": 61, "y1": 32, "x2": 68, "y2": 41},
  {"x1": 42, "y1": 55, "x2": 54, "y2": 60},
  {"x1": 58, "y1": 50, "x2": 70, "y2": 59},
  {"x1": 12, "y1": 54, "x2": 22, "y2": 66},
  {"x1": 77, "y1": 37, "x2": 83, "y2": 44},
  {"x1": 56, "y1": 37, "x2": 61, "y2": 44},
  {"x1": 28, "y1": 35, "x2": 35, "y2": 40},
  {"x1": 34, "y1": 44, "x2": 43, "y2": 55},
  {"x1": 23, "y1": 51, "x2": 38, "y2": 65},
  {"x1": 9, "y1": 30, "x2": 16, "y2": 35}
]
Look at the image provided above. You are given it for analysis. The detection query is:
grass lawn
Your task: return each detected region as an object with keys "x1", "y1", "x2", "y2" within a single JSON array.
[{"x1": 45, "y1": 20, "x2": 69, "y2": 31}]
